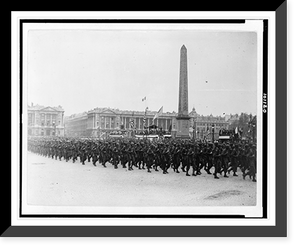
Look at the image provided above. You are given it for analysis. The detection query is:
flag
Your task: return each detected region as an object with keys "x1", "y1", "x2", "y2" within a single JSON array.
[
  {"x1": 169, "y1": 124, "x2": 172, "y2": 132},
  {"x1": 206, "y1": 125, "x2": 209, "y2": 135},
  {"x1": 153, "y1": 106, "x2": 163, "y2": 121},
  {"x1": 142, "y1": 107, "x2": 148, "y2": 125},
  {"x1": 142, "y1": 96, "x2": 146, "y2": 102}
]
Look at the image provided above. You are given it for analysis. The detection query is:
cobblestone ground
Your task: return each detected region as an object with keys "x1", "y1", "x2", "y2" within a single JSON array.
[{"x1": 26, "y1": 152, "x2": 256, "y2": 207}]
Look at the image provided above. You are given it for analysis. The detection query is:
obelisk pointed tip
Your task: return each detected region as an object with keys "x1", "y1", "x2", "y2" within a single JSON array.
[{"x1": 181, "y1": 44, "x2": 187, "y2": 50}]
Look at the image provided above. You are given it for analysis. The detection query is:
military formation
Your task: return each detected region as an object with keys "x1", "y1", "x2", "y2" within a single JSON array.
[{"x1": 28, "y1": 137, "x2": 257, "y2": 182}]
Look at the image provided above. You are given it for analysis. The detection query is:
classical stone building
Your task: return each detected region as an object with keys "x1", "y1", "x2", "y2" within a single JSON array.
[
  {"x1": 64, "y1": 106, "x2": 230, "y2": 140},
  {"x1": 189, "y1": 108, "x2": 229, "y2": 140},
  {"x1": 64, "y1": 107, "x2": 177, "y2": 138},
  {"x1": 64, "y1": 112, "x2": 88, "y2": 137},
  {"x1": 27, "y1": 104, "x2": 65, "y2": 136}
]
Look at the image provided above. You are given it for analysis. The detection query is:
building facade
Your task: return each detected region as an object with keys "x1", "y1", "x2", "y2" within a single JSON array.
[
  {"x1": 64, "y1": 107, "x2": 177, "y2": 138},
  {"x1": 64, "y1": 112, "x2": 88, "y2": 137},
  {"x1": 64, "y1": 106, "x2": 229, "y2": 140},
  {"x1": 189, "y1": 108, "x2": 229, "y2": 141},
  {"x1": 27, "y1": 104, "x2": 65, "y2": 136}
]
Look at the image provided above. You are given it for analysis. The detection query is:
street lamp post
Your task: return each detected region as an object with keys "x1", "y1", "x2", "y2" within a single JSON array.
[
  {"x1": 193, "y1": 117, "x2": 196, "y2": 140},
  {"x1": 248, "y1": 116, "x2": 256, "y2": 143},
  {"x1": 212, "y1": 124, "x2": 215, "y2": 143},
  {"x1": 252, "y1": 124, "x2": 256, "y2": 142},
  {"x1": 101, "y1": 117, "x2": 104, "y2": 138},
  {"x1": 52, "y1": 121, "x2": 56, "y2": 136}
]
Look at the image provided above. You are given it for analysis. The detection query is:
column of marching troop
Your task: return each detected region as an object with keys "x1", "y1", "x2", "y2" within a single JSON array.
[{"x1": 28, "y1": 137, "x2": 257, "y2": 182}]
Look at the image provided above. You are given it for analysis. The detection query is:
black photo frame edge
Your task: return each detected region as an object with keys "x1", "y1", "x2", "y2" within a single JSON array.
[{"x1": 1, "y1": 1, "x2": 288, "y2": 237}]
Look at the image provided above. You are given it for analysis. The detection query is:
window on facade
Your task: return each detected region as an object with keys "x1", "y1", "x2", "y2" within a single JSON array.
[
  {"x1": 101, "y1": 117, "x2": 105, "y2": 128},
  {"x1": 46, "y1": 115, "x2": 51, "y2": 126},
  {"x1": 28, "y1": 114, "x2": 32, "y2": 126},
  {"x1": 41, "y1": 113, "x2": 45, "y2": 126},
  {"x1": 52, "y1": 115, "x2": 56, "y2": 125}
]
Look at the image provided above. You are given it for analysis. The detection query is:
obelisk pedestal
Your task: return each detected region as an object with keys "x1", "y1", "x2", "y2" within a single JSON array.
[{"x1": 176, "y1": 45, "x2": 190, "y2": 139}]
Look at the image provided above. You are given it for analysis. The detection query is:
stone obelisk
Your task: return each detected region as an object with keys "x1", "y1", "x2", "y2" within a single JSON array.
[{"x1": 176, "y1": 45, "x2": 190, "y2": 139}]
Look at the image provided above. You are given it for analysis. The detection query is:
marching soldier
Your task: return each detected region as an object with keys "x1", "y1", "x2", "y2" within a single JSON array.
[
  {"x1": 145, "y1": 145, "x2": 154, "y2": 173},
  {"x1": 100, "y1": 142, "x2": 109, "y2": 168},
  {"x1": 220, "y1": 144, "x2": 229, "y2": 178},
  {"x1": 250, "y1": 144, "x2": 257, "y2": 182},
  {"x1": 28, "y1": 135, "x2": 257, "y2": 181},
  {"x1": 79, "y1": 143, "x2": 87, "y2": 165},
  {"x1": 111, "y1": 144, "x2": 120, "y2": 169},
  {"x1": 91, "y1": 143, "x2": 99, "y2": 167},
  {"x1": 212, "y1": 143, "x2": 221, "y2": 179},
  {"x1": 192, "y1": 144, "x2": 201, "y2": 176},
  {"x1": 171, "y1": 144, "x2": 181, "y2": 173},
  {"x1": 229, "y1": 144, "x2": 240, "y2": 177},
  {"x1": 161, "y1": 145, "x2": 171, "y2": 174},
  {"x1": 205, "y1": 143, "x2": 214, "y2": 175},
  {"x1": 185, "y1": 145, "x2": 194, "y2": 176},
  {"x1": 126, "y1": 143, "x2": 135, "y2": 171},
  {"x1": 243, "y1": 144, "x2": 257, "y2": 182},
  {"x1": 180, "y1": 145, "x2": 188, "y2": 174}
]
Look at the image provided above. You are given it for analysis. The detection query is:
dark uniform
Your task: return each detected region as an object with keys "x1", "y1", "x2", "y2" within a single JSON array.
[
  {"x1": 229, "y1": 144, "x2": 240, "y2": 176},
  {"x1": 220, "y1": 145, "x2": 229, "y2": 178},
  {"x1": 145, "y1": 146, "x2": 154, "y2": 173},
  {"x1": 205, "y1": 144, "x2": 214, "y2": 175},
  {"x1": 212, "y1": 144, "x2": 221, "y2": 179},
  {"x1": 243, "y1": 144, "x2": 256, "y2": 182},
  {"x1": 27, "y1": 136, "x2": 257, "y2": 181},
  {"x1": 192, "y1": 145, "x2": 201, "y2": 176},
  {"x1": 172, "y1": 145, "x2": 181, "y2": 173}
]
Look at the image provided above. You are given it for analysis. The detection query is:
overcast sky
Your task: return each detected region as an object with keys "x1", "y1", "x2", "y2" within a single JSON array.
[{"x1": 27, "y1": 28, "x2": 257, "y2": 116}]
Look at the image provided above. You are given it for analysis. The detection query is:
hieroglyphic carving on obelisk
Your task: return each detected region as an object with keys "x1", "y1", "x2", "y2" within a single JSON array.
[{"x1": 176, "y1": 45, "x2": 190, "y2": 139}]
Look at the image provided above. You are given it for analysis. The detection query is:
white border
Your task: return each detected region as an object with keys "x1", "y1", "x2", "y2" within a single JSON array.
[
  {"x1": 11, "y1": 11, "x2": 276, "y2": 227},
  {"x1": 21, "y1": 21, "x2": 263, "y2": 218}
]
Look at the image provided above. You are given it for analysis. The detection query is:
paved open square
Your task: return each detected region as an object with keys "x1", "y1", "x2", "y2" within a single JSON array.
[{"x1": 26, "y1": 152, "x2": 256, "y2": 207}]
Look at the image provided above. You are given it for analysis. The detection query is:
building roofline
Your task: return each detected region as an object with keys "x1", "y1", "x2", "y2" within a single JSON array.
[{"x1": 28, "y1": 104, "x2": 64, "y2": 112}]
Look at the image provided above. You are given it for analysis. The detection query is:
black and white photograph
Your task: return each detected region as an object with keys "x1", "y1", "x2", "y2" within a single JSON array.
[
  {"x1": 24, "y1": 23, "x2": 261, "y2": 212},
  {"x1": 21, "y1": 20, "x2": 263, "y2": 218}
]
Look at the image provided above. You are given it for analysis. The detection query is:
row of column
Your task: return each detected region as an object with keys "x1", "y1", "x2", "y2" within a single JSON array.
[
  {"x1": 94, "y1": 116, "x2": 114, "y2": 129},
  {"x1": 94, "y1": 115, "x2": 172, "y2": 130},
  {"x1": 32, "y1": 112, "x2": 58, "y2": 126},
  {"x1": 120, "y1": 117, "x2": 171, "y2": 130}
]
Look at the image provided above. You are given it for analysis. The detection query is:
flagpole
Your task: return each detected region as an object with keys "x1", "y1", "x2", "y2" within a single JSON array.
[
  {"x1": 142, "y1": 97, "x2": 147, "y2": 137},
  {"x1": 144, "y1": 98, "x2": 147, "y2": 136}
]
